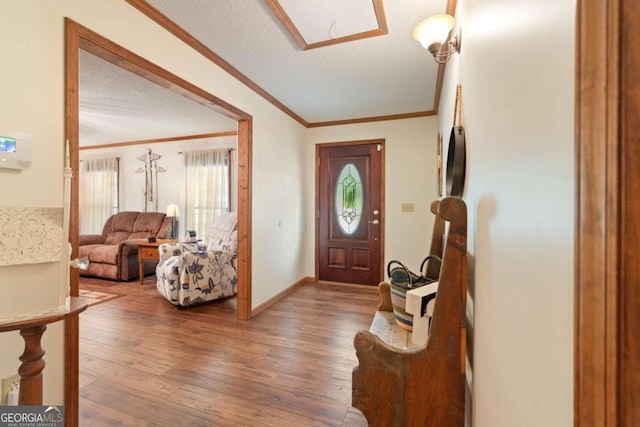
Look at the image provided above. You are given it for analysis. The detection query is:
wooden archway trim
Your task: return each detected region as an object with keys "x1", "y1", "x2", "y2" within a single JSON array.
[{"x1": 64, "y1": 18, "x2": 253, "y2": 425}]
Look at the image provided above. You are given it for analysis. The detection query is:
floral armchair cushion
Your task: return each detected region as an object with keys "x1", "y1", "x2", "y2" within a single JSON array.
[{"x1": 156, "y1": 241, "x2": 237, "y2": 307}]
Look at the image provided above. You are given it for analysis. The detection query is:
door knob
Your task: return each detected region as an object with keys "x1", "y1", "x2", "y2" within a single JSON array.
[{"x1": 368, "y1": 219, "x2": 380, "y2": 225}]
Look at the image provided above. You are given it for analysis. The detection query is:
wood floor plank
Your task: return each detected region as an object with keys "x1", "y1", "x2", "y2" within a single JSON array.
[
  {"x1": 80, "y1": 354, "x2": 183, "y2": 399},
  {"x1": 79, "y1": 277, "x2": 378, "y2": 426},
  {"x1": 79, "y1": 397, "x2": 159, "y2": 427},
  {"x1": 168, "y1": 383, "x2": 344, "y2": 427},
  {"x1": 78, "y1": 371, "x2": 99, "y2": 390},
  {"x1": 81, "y1": 379, "x2": 218, "y2": 427},
  {"x1": 80, "y1": 338, "x2": 176, "y2": 376}
]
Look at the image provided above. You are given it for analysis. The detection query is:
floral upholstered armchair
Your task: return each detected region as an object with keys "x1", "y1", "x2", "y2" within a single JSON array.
[{"x1": 156, "y1": 212, "x2": 238, "y2": 307}]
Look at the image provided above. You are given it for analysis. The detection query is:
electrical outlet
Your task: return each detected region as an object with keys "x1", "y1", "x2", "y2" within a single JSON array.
[{"x1": 2, "y1": 374, "x2": 20, "y2": 405}]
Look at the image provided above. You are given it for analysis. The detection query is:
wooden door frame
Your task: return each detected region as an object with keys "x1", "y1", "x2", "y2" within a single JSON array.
[
  {"x1": 314, "y1": 139, "x2": 385, "y2": 284},
  {"x1": 574, "y1": 0, "x2": 634, "y2": 424},
  {"x1": 64, "y1": 19, "x2": 253, "y2": 425}
]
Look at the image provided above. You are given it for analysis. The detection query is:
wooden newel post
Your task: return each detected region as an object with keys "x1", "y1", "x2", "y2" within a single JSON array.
[
  {"x1": 18, "y1": 324, "x2": 47, "y2": 405},
  {"x1": 0, "y1": 298, "x2": 87, "y2": 407}
]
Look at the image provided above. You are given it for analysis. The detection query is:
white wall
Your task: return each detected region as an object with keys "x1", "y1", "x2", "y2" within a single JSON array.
[
  {"x1": 305, "y1": 117, "x2": 440, "y2": 275},
  {"x1": 438, "y1": 0, "x2": 575, "y2": 425},
  {"x1": 79, "y1": 136, "x2": 238, "y2": 238},
  {"x1": 0, "y1": 0, "x2": 307, "y2": 403}
]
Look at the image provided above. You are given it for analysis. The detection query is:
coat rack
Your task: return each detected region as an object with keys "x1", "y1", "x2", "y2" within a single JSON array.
[{"x1": 135, "y1": 148, "x2": 165, "y2": 212}]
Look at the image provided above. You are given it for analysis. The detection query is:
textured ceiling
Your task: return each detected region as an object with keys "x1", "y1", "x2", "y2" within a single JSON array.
[
  {"x1": 79, "y1": 0, "x2": 450, "y2": 146},
  {"x1": 79, "y1": 51, "x2": 237, "y2": 147},
  {"x1": 145, "y1": 0, "x2": 447, "y2": 123}
]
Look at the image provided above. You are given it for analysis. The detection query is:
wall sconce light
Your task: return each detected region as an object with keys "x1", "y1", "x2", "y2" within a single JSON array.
[
  {"x1": 166, "y1": 204, "x2": 180, "y2": 238},
  {"x1": 413, "y1": 14, "x2": 461, "y2": 64}
]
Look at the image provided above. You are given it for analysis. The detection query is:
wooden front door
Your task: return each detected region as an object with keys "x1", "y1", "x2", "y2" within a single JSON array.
[{"x1": 317, "y1": 141, "x2": 384, "y2": 285}]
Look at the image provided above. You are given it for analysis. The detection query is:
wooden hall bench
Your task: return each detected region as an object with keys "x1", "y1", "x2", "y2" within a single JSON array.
[{"x1": 352, "y1": 197, "x2": 467, "y2": 426}]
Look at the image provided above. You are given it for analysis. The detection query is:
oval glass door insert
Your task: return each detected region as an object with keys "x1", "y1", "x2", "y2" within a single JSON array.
[{"x1": 335, "y1": 163, "x2": 363, "y2": 235}]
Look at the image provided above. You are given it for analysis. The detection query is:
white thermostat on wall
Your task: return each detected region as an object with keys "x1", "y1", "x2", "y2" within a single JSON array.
[{"x1": 0, "y1": 131, "x2": 32, "y2": 170}]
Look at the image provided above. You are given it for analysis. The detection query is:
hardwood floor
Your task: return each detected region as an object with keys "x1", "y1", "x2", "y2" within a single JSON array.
[{"x1": 78, "y1": 276, "x2": 378, "y2": 426}]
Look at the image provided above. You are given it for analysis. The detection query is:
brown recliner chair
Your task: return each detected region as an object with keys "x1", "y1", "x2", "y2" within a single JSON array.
[{"x1": 79, "y1": 211, "x2": 171, "y2": 281}]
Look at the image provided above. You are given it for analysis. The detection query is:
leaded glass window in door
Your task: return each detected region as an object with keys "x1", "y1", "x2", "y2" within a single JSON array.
[{"x1": 335, "y1": 163, "x2": 363, "y2": 235}]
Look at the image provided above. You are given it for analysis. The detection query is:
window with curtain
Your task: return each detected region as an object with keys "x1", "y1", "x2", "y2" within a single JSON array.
[
  {"x1": 183, "y1": 148, "x2": 230, "y2": 238},
  {"x1": 79, "y1": 157, "x2": 119, "y2": 234}
]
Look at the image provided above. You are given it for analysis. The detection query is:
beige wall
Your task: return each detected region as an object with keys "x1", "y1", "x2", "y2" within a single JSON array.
[
  {"x1": 0, "y1": 1, "x2": 67, "y2": 405},
  {"x1": 438, "y1": 0, "x2": 575, "y2": 425},
  {"x1": 305, "y1": 117, "x2": 440, "y2": 276}
]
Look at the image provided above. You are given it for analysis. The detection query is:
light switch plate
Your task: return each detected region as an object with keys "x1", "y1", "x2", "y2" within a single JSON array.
[{"x1": 401, "y1": 203, "x2": 415, "y2": 212}]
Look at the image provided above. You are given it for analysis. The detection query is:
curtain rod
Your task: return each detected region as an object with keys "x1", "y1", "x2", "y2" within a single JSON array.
[
  {"x1": 80, "y1": 157, "x2": 120, "y2": 162},
  {"x1": 177, "y1": 148, "x2": 235, "y2": 154}
]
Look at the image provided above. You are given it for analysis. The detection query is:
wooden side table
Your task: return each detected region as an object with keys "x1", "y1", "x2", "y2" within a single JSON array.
[
  {"x1": 0, "y1": 297, "x2": 88, "y2": 405},
  {"x1": 135, "y1": 239, "x2": 178, "y2": 285}
]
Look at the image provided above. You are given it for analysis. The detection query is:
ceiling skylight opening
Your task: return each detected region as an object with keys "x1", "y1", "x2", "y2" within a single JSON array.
[{"x1": 266, "y1": 0, "x2": 388, "y2": 50}]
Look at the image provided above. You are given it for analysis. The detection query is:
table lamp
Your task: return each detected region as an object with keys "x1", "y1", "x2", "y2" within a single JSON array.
[{"x1": 166, "y1": 204, "x2": 179, "y2": 238}]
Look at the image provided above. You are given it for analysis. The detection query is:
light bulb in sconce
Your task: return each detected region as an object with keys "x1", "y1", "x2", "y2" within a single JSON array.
[{"x1": 413, "y1": 14, "x2": 461, "y2": 64}]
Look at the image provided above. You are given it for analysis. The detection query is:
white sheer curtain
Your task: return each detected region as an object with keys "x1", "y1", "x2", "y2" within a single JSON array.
[
  {"x1": 183, "y1": 148, "x2": 230, "y2": 238},
  {"x1": 79, "y1": 157, "x2": 119, "y2": 234}
]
